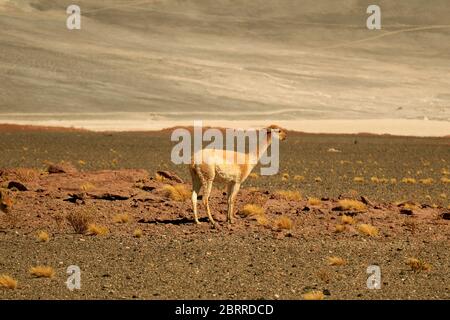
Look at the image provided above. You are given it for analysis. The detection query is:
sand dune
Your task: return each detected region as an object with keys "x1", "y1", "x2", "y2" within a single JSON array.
[{"x1": 0, "y1": 0, "x2": 449, "y2": 126}]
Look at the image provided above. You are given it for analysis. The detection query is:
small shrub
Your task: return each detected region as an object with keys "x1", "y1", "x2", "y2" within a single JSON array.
[
  {"x1": 308, "y1": 197, "x2": 321, "y2": 206},
  {"x1": 357, "y1": 224, "x2": 379, "y2": 237},
  {"x1": 275, "y1": 190, "x2": 302, "y2": 201},
  {"x1": 274, "y1": 216, "x2": 293, "y2": 230},
  {"x1": 113, "y1": 213, "x2": 130, "y2": 224},
  {"x1": 0, "y1": 275, "x2": 17, "y2": 289},
  {"x1": 328, "y1": 256, "x2": 347, "y2": 266},
  {"x1": 133, "y1": 229, "x2": 143, "y2": 238},
  {"x1": 303, "y1": 291, "x2": 325, "y2": 300},
  {"x1": 340, "y1": 215, "x2": 355, "y2": 225},
  {"x1": 29, "y1": 266, "x2": 55, "y2": 278},
  {"x1": 162, "y1": 184, "x2": 190, "y2": 201},
  {"x1": 37, "y1": 231, "x2": 50, "y2": 242},
  {"x1": 66, "y1": 210, "x2": 93, "y2": 234},
  {"x1": 86, "y1": 224, "x2": 109, "y2": 236},
  {"x1": 241, "y1": 204, "x2": 265, "y2": 217},
  {"x1": 335, "y1": 199, "x2": 366, "y2": 211},
  {"x1": 406, "y1": 258, "x2": 431, "y2": 272}
]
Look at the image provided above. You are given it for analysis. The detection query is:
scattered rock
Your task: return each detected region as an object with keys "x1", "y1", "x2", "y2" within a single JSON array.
[
  {"x1": 440, "y1": 212, "x2": 450, "y2": 220},
  {"x1": 7, "y1": 181, "x2": 28, "y2": 191},
  {"x1": 141, "y1": 185, "x2": 156, "y2": 192},
  {"x1": 90, "y1": 193, "x2": 130, "y2": 201},
  {"x1": 360, "y1": 196, "x2": 373, "y2": 206},
  {"x1": 302, "y1": 206, "x2": 310, "y2": 212},
  {"x1": 156, "y1": 170, "x2": 184, "y2": 183},
  {"x1": 47, "y1": 163, "x2": 77, "y2": 174},
  {"x1": 400, "y1": 208, "x2": 414, "y2": 216}
]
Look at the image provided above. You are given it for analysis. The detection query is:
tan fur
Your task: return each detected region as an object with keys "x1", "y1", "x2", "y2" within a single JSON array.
[{"x1": 189, "y1": 125, "x2": 287, "y2": 226}]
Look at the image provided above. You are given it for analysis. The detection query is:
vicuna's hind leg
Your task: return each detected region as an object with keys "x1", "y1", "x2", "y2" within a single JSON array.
[
  {"x1": 203, "y1": 180, "x2": 216, "y2": 226},
  {"x1": 190, "y1": 170, "x2": 202, "y2": 224},
  {"x1": 227, "y1": 182, "x2": 241, "y2": 223}
]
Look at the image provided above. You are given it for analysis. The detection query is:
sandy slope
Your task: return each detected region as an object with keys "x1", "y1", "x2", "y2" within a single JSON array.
[{"x1": 0, "y1": 0, "x2": 449, "y2": 123}]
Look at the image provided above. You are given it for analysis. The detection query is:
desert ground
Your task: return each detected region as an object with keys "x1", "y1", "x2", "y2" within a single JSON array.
[{"x1": 0, "y1": 126, "x2": 449, "y2": 300}]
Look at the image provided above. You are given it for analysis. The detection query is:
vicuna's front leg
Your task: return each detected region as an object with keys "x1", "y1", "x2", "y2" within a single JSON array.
[{"x1": 227, "y1": 182, "x2": 241, "y2": 223}]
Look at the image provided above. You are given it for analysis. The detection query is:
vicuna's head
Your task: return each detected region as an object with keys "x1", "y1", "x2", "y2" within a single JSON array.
[
  {"x1": 266, "y1": 124, "x2": 287, "y2": 141},
  {"x1": 0, "y1": 191, "x2": 13, "y2": 213}
]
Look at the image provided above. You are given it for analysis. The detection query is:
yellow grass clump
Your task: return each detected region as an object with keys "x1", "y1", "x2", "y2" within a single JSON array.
[
  {"x1": 406, "y1": 258, "x2": 432, "y2": 272},
  {"x1": 441, "y1": 177, "x2": 450, "y2": 184},
  {"x1": 314, "y1": 177, "x2": 322, "y2": 182},
  {"x1": 419, "y1": 178, "x2": 434, "y2": 185},
  {"x1": 155, "y1": 172, "x2": 164, "y2": 182},
  {"x1": 390, "y1": 178, "x2": 397, "y2": 184},
  {"x1": 334, "y1": 224, "x2": 346, "y2": 233},
  {"x1": 248, "y1": 172, "x2": 259, "y2": 179},
  {"x1": 336, "y1": 199, "x2": 366, "y2": 211},
  {"x1": 275, "y1": 190, "x2": 302, "y2": 201},
  {"x1": 0, "y1": 274, "x2": 18, "y2": 289},
  {"x1": 80, "y1": 182, "x2": 96, "y2": 192},
  {"x1": 340, "y1": 215, "x2": 355, "y2": 225},
  {"x1": 255, "y1": 215, "x2": 270, "y2": 226},
  {"x1": 78, "y1": 160, "x2": 86, "y2": 166},
  {"x1": 353, "y1": 177, "x2": 364, "y2": 183},
  {"x1": 303, "y1": 291, "x2": 325, "y2": 300},
  {"x1": 274, "y1": 216, "x2": 293, "y2": 230},
  {"x1": 162, "y1": 184, "x2": 190, "y2": 201},
  {"x1": 294, "y1": 175, "x2": 305, "y2": 182},
  {"x1": 87, "y1": 224, "x2": 109, "y2": 236},
  {"x1": 328, "y1": 256, "x2": 347, "y2": 266},
  {"x1": 15, "y1": 168, "x2": 40, "y2": 182},
  {"x1": 37, "y1": 231, "x2": 50, "y2": 242},
  {"x1": 401, "y1": 177, "x2": 417, "y2": 184},
  {"x1": 281, "y1": 173, "x2": 290, "y2": 181},
  {"x1": 241, "y1": 204, "x2": 265, "y2": 217},
  {"x1": 358, "y1": 224, "x2": 379, "y2": 237},
  {"x1": 113, "y1": 213, "x2": 130, "y2": 224},
  {"x1": 133, "y1": 229, "x2": 143, "y2": 238},
  {"x1": 308, "y1": 197, "x2": 321, "y2": 206},
  {"x1": 29, "y1": 266, "x2": 55, "y2": 278},
  {"x1": 370, "y1": 176, "x2": 379, "y2": 183}
]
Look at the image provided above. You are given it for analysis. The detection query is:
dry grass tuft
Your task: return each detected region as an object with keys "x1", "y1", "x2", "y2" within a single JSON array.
[
  {"x1": 441, "y1": 177, "x2": 450, "y2": 184},
  {"x1": 113, "y1": 213, "x2": 130, "y2": 224},
  {"x1": 401, "y1": 177, "x2": 417, "y2": 184},
  {"x1": 357, "y1": 224, "x2": 379, "y2": 237},
  {"x1": 155, "y1": 172, "x2": 164, "y2": 182},
  {"x1": 328, "y1": 256, "x2": 347, "y2": 266},
  {"x1": 314, "y1": 177, "x2": 322, "y2": 182},
  {"x1": 308, "y1": 197, "x2": 321, "y2": 206},
  {"x1": 248, "y1": 173, "x2": 259, "y2": 179},
  {"x1": 334, "y1": 224, "x2": 346, "y2": 233},
  {"x1": 274, "y1": 216, "x2": 293, "y2": 230},
  {"x1": 162, "y1": 184, "x2": 190, "y2": 201},
  {"x1": 419, "y1": 178, "x2": 434, "y2": 185},
  {"x1": 406, "y1": 258, "x2": 432, "y2": 272},
  {"x1": 303, "y1": 291, "x2": 325, "y2": 300},
  {"x1": 66, "y1": 210, "x2": 93, "y2": 234},
  {"x1": 0, "y1": 274, "x2": 18, "y2": 289},
  {"x1": 255, "y1": 215, "x2": 270, "y2": 226},
  {"x1": 340, "y1": 215, "x2": 355, "y2": 225},
  {"x1": 353, "y1": 177, "x2": 364, "y2": 183},
  {"x1": 80, "y1": 182, "x2": 96, "y2": 192},
  {"x1": 336, "y1": 199, "x2": 366, "y2": 211},
  {"x1": 294, "y1": 175, "x2": 305, "y2": 181},
  {"x1": 241, "y1": 204, "x2": 265, "y2": 217},
  {"x1": 133, "y1": 229, "x2": 143, "y2": 238},
  {"x1": 87, "y1": 224, "x2": 109, "y2": 236},
  {"x1": 29, "y1": 266, "x2": 55, "y2": 278},
  {"x1": 275, "y1": 190, "x2": 302, "y2": 201},
  {"x1": 281, "y1": 173, "x2": 290, "y2": 181},
  {"x1": 15, "y1": 168, "x2": 40, "y2": 182},
  {"x1": 37, "y1": 231, "x2": 50, "y2": 242}
]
